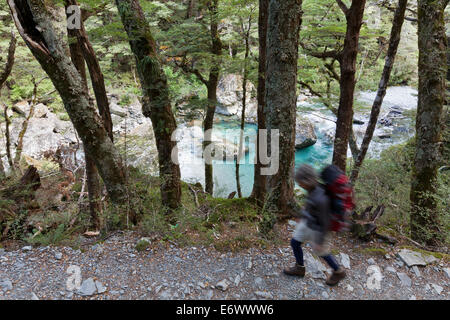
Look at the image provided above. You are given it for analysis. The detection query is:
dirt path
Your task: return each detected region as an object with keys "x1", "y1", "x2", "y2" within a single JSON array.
[{"x1": 0, "y1": 229, "x2": 448, "y2": 300}]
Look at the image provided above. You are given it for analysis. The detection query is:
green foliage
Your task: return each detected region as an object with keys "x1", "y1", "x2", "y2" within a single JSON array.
[
  {"x1": 258, "y1": 193, "x2": 277, "y2": 238},
  {"x1": 354, "y1": 139, "x2": 449, "y2": 245},
  {"x1": 298, "y1": 0, "x2": 418, "y2": 103}
]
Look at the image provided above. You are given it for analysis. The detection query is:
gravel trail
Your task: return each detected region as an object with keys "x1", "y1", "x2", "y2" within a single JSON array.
[{"x1": 0, "y1": 230, "x2": 448, "y2": 300}]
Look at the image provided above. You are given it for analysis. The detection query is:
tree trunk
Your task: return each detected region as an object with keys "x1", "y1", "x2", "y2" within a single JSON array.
[
  {"x1": 250, "y1": 0, "x2": 268, "y2": 206},
  {"x1": 14, "y1": 77, "x2": 37, "y2": 170},
  {"x1": 0, "y1": 30, "x2": 16, "y2": 90},
  {"x1": 410, "y1": 0, "x2": 447, "y2": 245},
  {"x1": 332, "y1": 0, "x2": 366, "y2": 172},
  {"x1": 204, "y1": 82, "x2": 217, "y2": 195},
  {"x1": 3, "y1": 105, "x2": 13, "y2": 171},
  {"x1": 350, "y1": 0, "x2": 408, "y2": 183},
  {"x1": 115, "y1": 0, "x2": 181, "y2": 209},
  {"x1": 265, "y1": 0, "x2": 303, "y2": 218},
  {"x1": 66, "y1": 14, "x2": 103, "y2": 230},
  {"x1": 8, "y1": 0, "x2": 128, "y2": 203},
  {"x1": 203, "y1": 0, "x2": 222, "y2": 195},
  {"x1": 236, "y1": 17, "x2": 252, "y2": 199},
  {"x1": 0, "y1": 30, "x2": 16, "y2": 177},
  {"x1": 0, "y1": 155, "x2": 4, "y2": 178},
  {"x1": 186, "y1": 0, "x2": 195, "y2": 19},
  {"x1": 66, "y1": 0, "x2": 114, "y2": 142}
]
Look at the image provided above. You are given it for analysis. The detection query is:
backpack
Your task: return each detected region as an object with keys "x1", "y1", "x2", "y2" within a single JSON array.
[{"x1": 320, "y1": 165, "x2": 355, "y2": 232}]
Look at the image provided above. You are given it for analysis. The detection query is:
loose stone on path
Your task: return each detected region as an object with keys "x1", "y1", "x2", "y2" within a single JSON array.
[
  {"x1": 340, "y1": 253, "x2": 351, "y2": 269},
  {"x1": 255, "y1": 291, "x2": 273, "y2": 299},
  {"x1": 79, "y1": 278, "x2": 97, "y2": 296},
  {"x1": 397, "y1": 273, "x2": 412, "y2": 287},
  {"x1": 431, "y1": 284, "x2": 443, "y2": 295},
  {"x1": 216, "y1": 279, "x2": 230, "y2": 292},
  {"x1": 397, "y1": 249, "x2": 426, "y2": 267}
]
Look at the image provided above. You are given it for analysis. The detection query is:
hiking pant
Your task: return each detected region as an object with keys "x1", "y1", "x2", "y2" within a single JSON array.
[{"x1": 291, "y1": 220, "x2": 339, "y2": 271}]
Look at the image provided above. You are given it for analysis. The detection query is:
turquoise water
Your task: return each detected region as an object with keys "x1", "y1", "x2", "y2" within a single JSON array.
[{"x1": 209, "y1": 121, "x2": 333, "y2": 198}]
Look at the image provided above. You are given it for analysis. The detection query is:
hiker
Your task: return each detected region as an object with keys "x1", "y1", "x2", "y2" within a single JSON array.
[{"x1": 283, "y1": 164, "x2": 346, "y2": 286}]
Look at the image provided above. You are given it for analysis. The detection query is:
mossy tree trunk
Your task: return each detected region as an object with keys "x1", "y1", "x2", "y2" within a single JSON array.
[
  {"x1": 250, "y1": 0, "x2": 268, "y2": 206},
  {"x1": 0, "y1": 30, "x2": 16, "y2": 177},
  {"x1": 203, "y1": 0, "x2": 222, "y2": 196},
  {"x1": 7, "y1": 0, "x2": 128, "y2": 204},
  {"x1": 332, "y1": 0, "x2": 366, "y2": 172},
  {"x1": 66, "y1": 6, "x2": 103, "y2": 230},
  {"x1": 265, "y1": 0, "x2": 303, "y2": 219},
  {"x1": 410, "y1": 0, "x2": 447, "y2": 245},
  {"x1": 115, "y1": 0, "x2": 181, "y2": 209},
  {"x1": 350, "y1": 0, "x2": 408, "y2": 183},
  {"x1": 236, "y1": 15, "x2": 252, "y2": 199}
]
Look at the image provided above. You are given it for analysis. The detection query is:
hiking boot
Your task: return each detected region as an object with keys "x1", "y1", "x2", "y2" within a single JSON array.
[
  {"x1": 283, "y1": 264, "x2": 305, "y2": 277},
  {"x1": 326, "y1": 268, "x2": 346, "y2": 286}
]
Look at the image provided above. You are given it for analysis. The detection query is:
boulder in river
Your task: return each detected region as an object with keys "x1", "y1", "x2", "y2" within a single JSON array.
[
  {"x1": 295, "y1": 117, "x2": 317, "y2": 149},
  {"x1": 215, "y1": 74, "x2": 258, "y2": 124}
]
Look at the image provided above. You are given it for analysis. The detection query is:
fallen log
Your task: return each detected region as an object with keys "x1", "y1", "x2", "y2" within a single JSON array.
[{"x1": 351, "y1": 205, "x2": 397, "y2": 244}]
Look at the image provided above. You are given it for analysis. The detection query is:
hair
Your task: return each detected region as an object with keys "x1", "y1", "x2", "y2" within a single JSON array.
[{"x1": 295, "y1": 164, "x2": 318, "y2": 188}]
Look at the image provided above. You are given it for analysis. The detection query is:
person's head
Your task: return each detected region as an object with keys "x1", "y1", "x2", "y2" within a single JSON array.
[{"x1": 295, "y1": 164, "x2": 318, "y2": 191}]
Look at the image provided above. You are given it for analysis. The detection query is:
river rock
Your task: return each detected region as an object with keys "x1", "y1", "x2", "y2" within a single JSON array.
[
  {"x1": 13, "y1": 100, "x2": 29, "y2": 115},
  {"x1": 216, "y1": 74, "x2": 257, "y2": 123},
  {"x1": 379, "y1": 105, "x2": 404, "y2": 126},
  {"x1": 377, "y1": 127, "x2": 393, "y2": 139},
  {"x1": 109, "y1": 102, "x2": 127, "y2": 117},
  {"x1": 295, "y1": 117, "x2": 317, "y2": 149},
  {"x1": 129, "y1": 122, "x2": 153, "y2": 137}
]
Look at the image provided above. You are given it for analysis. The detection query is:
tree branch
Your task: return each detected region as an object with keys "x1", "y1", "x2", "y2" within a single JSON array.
[
  {"x1": 335, "y1": 0, "x2": 349, "y2": 15},
  {"x1": 0, "y1": 30, "x2": 16, "y2": 91},
  {"x1": 300, "y1": 42, "x2": 341, "y2": 60},
  {"x1": 81, "y1": 2, "x2": 109, "y2": 22},
  {"x1": 173, "y1": 58, "x2": 208, "y2": 86}
]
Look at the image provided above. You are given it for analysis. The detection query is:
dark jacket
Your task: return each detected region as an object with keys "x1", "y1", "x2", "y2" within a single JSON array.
[{"x1": 300, "y1": 185, "x2": 331, "y2": 244}]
